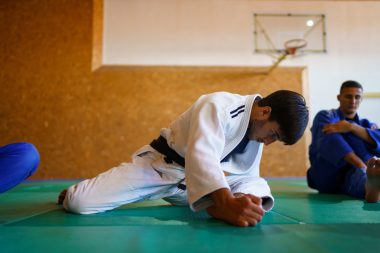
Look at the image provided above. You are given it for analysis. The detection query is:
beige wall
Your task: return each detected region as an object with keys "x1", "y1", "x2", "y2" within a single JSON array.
[
  {"x1": 0, "y1": 0, "x2": 309, "y2": 179},
  {"x1": 104, "y1": 0, "x2": 380, "y2": 125}
]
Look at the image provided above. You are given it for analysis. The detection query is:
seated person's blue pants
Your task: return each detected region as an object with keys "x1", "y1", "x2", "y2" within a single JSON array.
[
  {"x1": 307, "y1": 133, "x2": 375, "y2": 199},
  {"x1": 0, "y1": 142, "x2": 40, "y2": 193}
]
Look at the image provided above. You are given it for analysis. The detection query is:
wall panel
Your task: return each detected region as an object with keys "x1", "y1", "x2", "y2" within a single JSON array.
[{"x1": 0, "y1": 0, "x2": 309, "y2": 179}]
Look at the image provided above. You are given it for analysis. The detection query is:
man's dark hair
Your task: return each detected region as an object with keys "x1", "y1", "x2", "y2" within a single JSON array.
[
  {"x1": 340, "y1": 80, "x2": 363, "y2": 94},
  {"x1": 258, "y1": 90, "x2": 309, "y2": 145}
]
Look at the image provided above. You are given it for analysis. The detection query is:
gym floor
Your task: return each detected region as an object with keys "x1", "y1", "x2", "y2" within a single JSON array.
[{"x1": 1, "y1": 179, "x2": 380, "y2": 253}]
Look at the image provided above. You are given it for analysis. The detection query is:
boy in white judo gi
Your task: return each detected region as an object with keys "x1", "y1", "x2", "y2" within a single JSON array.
[{"x1": 58, "y1": 90, "x2": 309, "y2": 227}]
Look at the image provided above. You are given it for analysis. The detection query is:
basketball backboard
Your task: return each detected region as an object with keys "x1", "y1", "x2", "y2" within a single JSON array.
[{"x1": 254, "y1": 13, "x2": 327, "y2": 54}]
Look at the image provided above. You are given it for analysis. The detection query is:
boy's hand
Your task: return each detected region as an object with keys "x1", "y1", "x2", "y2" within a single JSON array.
[{"x1": 207, "y1": 188, "x2": 264, "y2": 227}]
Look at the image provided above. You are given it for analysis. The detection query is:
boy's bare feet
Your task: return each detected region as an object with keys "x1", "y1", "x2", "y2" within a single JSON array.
[
  {"x1": 365, "y1": 157, "x2": 380, "y2": 203},
  {"x1": 57, "y1": 189, "x2": 67, "y2": 204}
]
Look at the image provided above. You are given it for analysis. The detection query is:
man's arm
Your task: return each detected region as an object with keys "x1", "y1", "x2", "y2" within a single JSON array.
[
  {"x1": 344, "y1": 151, "x2": 367, "y2": 169},
  {"x1": 323, "y1": 120, "x2": 375, "y2": 146},
  {"x1": 311, "y1": 111, "x2": 354, "y2": 168},
  {"x1": 206, "y1": 188, "x2": 264, "y2": 227},
  {"x1": 322, "y1": 120, "x2": 373, "y2": 168}
]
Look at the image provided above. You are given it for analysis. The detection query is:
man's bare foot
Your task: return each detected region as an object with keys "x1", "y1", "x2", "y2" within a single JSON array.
[
  {"x1": 367, "y1": 157, "x2": 380, "y2": 188},
  {"x1": 365, "y1": 157, "x2": 380, "y2": 202},
  {"x1": 57, "y1": 189, "x2": 67, "y2": 204}
]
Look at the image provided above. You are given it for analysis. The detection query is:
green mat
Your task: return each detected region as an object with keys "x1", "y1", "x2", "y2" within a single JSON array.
[{"x1": 1, "y1": 179, "x2": 380, "y2": 253}]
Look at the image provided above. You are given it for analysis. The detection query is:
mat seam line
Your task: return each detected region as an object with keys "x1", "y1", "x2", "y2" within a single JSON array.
[
  {"x1": 270, "y1": 210, "x2": 306, "y2": 224},
  {"x1": 3, "y1": 206, "x2": 60, "y2": 226}
]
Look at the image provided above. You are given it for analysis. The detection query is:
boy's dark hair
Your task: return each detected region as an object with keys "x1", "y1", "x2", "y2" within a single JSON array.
[
  {"x1": 258, "y1": 90, "x2": 309, "y2": 145},
  {"x1": 340, "y1": 80, "x2": 363, "y2": 94}
]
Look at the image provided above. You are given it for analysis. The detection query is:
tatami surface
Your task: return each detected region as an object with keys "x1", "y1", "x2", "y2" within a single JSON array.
[{"x1": 1, "y1": 179, "x2": 379, "y2": 253}]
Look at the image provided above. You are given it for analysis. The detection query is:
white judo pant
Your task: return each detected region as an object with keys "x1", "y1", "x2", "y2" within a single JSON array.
[{"x1": 63, "y1": 145, "x2": 274, "y2": 214}]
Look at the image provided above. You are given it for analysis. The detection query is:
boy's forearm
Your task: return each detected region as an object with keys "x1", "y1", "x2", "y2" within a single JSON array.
[{"x1": 209, "y1": 188, "x2": 234, "y2": 206}]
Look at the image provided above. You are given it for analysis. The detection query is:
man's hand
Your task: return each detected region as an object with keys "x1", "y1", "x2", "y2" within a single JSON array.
[
  {"x1": 323, "y1": 120, "x2": 376, "y2": 146},
  {"x1": 344, "y1": 152, "x2": 366, "y2": 169},
  {"x1": 206, "y1": 188, "x2": 264, "y2": 227},
  {"x1": 322, "y1": 120, "x2": 352, "y2": 134}
]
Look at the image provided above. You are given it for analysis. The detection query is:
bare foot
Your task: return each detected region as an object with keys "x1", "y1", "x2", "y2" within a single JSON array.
[
  {"x1": 57, "y1": 189, "x2": 67, "y2": 204},
  {"x1": 365, "y1": 157, "x2": 380, "y2": 202},
  {"x1": 367, "y1": 157, "x2": 380, "y2": 188}
]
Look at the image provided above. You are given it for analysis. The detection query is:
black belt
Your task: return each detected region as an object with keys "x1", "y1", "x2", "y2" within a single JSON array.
[
  {"x1": 150, "y1": 136, "x2": 185, "y2": 167},
  {"x1": 150, "y1": 136, "x2": 187, "y2": 190}
]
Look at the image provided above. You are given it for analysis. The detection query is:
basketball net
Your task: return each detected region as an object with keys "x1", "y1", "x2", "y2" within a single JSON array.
[{"x1": 266, "y1": 39, "x2": 307, "y2": 74}]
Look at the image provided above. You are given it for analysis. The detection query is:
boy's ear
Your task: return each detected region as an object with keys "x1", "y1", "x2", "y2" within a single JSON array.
[{"x1": 258, "y1": 106, "x2": 272, "y2": 120}]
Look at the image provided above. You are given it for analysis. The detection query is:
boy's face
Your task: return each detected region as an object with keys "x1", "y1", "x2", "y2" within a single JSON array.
[
  {"x1": 248, "y1": 120, "x2": 281, "y2": 146},
  {"x1": 337, "y1": 87, "x2": 363, "y2": 117}
]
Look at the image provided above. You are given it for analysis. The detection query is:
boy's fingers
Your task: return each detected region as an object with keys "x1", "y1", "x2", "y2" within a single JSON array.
[{"x1": 246, "y1": 194, "x2": 262, "y2": 206}]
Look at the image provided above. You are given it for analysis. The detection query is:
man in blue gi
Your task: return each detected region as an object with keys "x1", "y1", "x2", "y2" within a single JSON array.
[
  {"x1": 0, "y1": 142, "x2": 40, "y2": 193},
  {"x1": 307, "y1": 80, "x2": 380, "y2": 202}
]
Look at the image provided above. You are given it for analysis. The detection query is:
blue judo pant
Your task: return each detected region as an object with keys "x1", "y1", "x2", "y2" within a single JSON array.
[
  {"x1": 307, "y1": 133, "x2": 374, "y2": 199},
  {"x1": 0, "y1": 142, "x2": 40, "y2": 193}
]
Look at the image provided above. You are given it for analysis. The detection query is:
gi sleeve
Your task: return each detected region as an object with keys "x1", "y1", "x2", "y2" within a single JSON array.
[
  {"x1": 184, "y1": 96, "x2": 229, "y2": 212},
  {"x1": 367, "y1": 129, "x2": 380, "y2": 154},
  {"x1": 361, "y1": 119, "x2": 380, "y2": 154},
  {"x1": 227, "y1": 175, "x2": 274, "y2": 212}
]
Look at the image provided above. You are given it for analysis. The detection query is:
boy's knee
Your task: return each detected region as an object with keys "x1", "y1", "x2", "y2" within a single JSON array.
[
  {"x1": 63, "y1": 186, "x2": 85, "y2": 214},
  {"x1": 63, "y1": 184, "x2": 95, "y2": 214}
]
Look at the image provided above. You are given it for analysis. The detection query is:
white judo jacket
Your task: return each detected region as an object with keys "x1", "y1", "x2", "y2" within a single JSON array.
[{"x1": 160, "y1": 92, "x2": 274, "y2": 212}]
